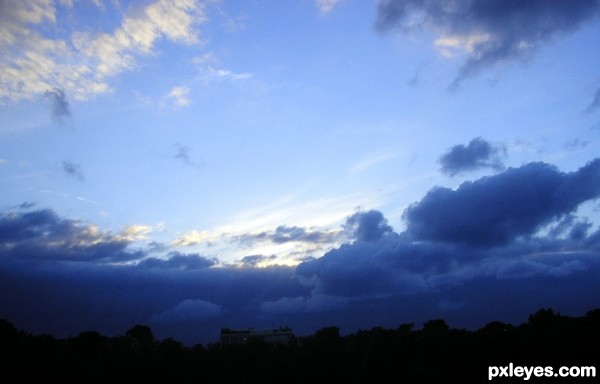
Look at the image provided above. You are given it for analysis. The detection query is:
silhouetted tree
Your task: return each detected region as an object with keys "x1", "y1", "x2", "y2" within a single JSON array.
[
  {"x1": 125, "y1": 324, "x2": 155, "y2": 353},
  {"x1": 528, "y1": 308, "x2": 561, "y2": 327},
  {"x1": 397, "y1": 322, "x2": 414, "y2": 332},
  {"x1": 2, "y1": 307, "x2": 600, "y2": 384},
  {"x1": 422, "y1": 318, "x2": 449, "y2": 332}
]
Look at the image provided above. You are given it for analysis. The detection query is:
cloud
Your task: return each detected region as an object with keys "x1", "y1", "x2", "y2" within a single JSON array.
[
  {"x1": 296, "y1": 240, "x2": 431, "y2": 298},
  {"x1": 192, "y1": 52, "x2": 218, "y2": 66},
  {"x1": 170, "y1": 143, "x2": 205, "y2": 169},
  {"x1": 584, "y1": 87, "x2": 600, "y2": 114},
  {"x1": 166, "y1": 85, "x2": 191, "y2": 106},
  {"x1": 296, "y1": 158, "x2": 600, "y2": 305},
  {"x1": 198, "y1": 67, "x2": 253, "y2": 82},
  {"x1": 564, "y1": 138, "x2": 588, "y2": 151},
  {"x1": 0, "y1": 0, "x2": 206, "y2": 103},
  {"x1": 172, "y1": 229, "x2": 221, "y2": 247},
  {"x1": 238, "y1": 254, "x2": 277, "y2": 267},
  {"x1": 0, "y1": 209, "x2": 142, "y2": 262},
  {"x1": 118, "y1": 224, "x2": 153, "y2": 241},
  {"x1": 62, "y1": 161, "x2": 84, "y2": 182},
  {"x1": 138, "y1": 252, "x2": 217, "y2": 270},
  {"x1": 439, "y1": 137, "x2": 506, "y2": 176},
  {"x1": 316, "y1": 0, "x2": 343, "y2": 13},
  {"x1": 45, "y1": 88, "x2": 70, "y2": 122},
  {"x1": 3, "y1": 159, "x2": 600, "y2": 344},
  {"x1": 375, "y1": 0, "x2": 600, "y2": 87},
  {"x1": 18, "y1": 202, "x2": 36, "y2": 209},
  {"x1": 151, "y1": 299, "x2": 221, "y2": 323},
  {"x1": 271, "y1": 226, "x2": 336, "y2": 244},
  {"x1": 221, "y1": 225, "x2": 341, "y2": 247},
  {"x1": 172, "y1": 143, "x2": 193, "y2": 164},
  {"x1": 344, "y1": 210, "x2": 393, "y2": 242},
  {"x1": 404, "y1": 159, "x2": 600, "y2": 246},
  {"x1": 2, "y1": 176, "x2": 600, "y2": 345}
]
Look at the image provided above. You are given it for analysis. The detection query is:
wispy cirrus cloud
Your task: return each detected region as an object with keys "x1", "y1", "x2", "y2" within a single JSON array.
[{"x1": 197, "y1": 66, "x2": 253, "y2": 82}]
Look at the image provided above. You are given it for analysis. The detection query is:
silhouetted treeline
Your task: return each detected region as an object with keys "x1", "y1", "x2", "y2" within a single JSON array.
[{"x1": 1, "y1": 308, "x2": 599, "y2": 383}]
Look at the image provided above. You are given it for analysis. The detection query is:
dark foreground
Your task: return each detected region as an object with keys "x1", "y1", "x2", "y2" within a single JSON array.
[{"x1": 1, "y1": 308, "x2": 599, "y2": 383}]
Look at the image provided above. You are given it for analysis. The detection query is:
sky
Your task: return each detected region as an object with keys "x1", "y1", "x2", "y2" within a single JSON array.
[{"x1": 1, "y1": 0, "x2": 600, "y2": 344}]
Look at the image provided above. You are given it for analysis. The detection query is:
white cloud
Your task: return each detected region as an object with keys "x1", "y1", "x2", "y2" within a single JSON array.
[
  {"x1": 199, "y1": 66, "x2": 253, "y2": 82},
  {"x1": 434, "y1": 33, "x2": 491, "y2": 59},
  {"x1": 172, "y1": 229, "x2": 222, "y2": 247},
  {"x1": 316, "y1": 0, "x2": 343, "y2": 14},
  {"x1": 0, "y1": 0, "x2": 206, "y2": 103},
  {"x1": 192, "y1": 52, "x2": 218, "y2": 65},
  {"x1": 118, "y1": 224, "x2": 153, "y2": 241},
  {"x1": 167, "y1": 85, "x2": 191, "y2": 106}
]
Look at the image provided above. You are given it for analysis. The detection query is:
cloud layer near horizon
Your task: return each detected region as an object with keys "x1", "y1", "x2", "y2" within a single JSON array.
[{"x1": 1, "y1": 158, "x2": 600, "y2": 344}]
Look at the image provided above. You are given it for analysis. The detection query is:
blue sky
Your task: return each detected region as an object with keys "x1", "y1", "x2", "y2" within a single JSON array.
[{"x1": 1, "y1": 0, "x2": 600, "y2": 344}]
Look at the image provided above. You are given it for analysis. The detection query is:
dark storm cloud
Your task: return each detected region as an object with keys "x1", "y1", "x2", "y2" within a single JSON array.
[
  {"x1": 296, "y1": 158, "x2": 600, "y2": 308},
  {"x1": 344, "y1": 210, "x2": 393, "y2": 242},
  {"x1": 546, "y1": 214, "x2": 590, "y2": 240},
  {"x1": 0, "y1": 209, "x2": 141, "y2": 262},
  {"x1": 294, "y1": 216, "x2": 600, "y2": 328},
  {"x1": 404, "y1": 159, "x2": 600, "y2": 246},
  {"x1": 295, "y1": 240, "x2": 430, "y2": 298},
  {"x1": 375, "y1": 0, "x2": 600, "y2": 87},
  {"x1": 62, "y1": 161, "x2": 85, "y2": 182},
  {"x1": 44, "y1": 88, "x2": 71, "y2": 122},
  {"x1": 137, "y1": 251, "x2": 217, "y2": 270},
  {"x1": 296, "y1": 227, "x2": 600, "y2": 304},
  {"x1": 0, "y1": 209, "x2": 88, "y2": 244},
  {"x1": 438, "y1": 137, "x2": 505, "y2": 176}
]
